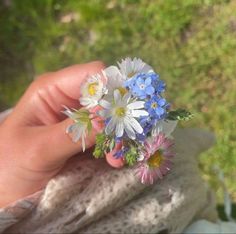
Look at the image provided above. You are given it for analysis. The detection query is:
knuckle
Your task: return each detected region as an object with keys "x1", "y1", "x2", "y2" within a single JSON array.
[{"x1": 28, "y1": 72, "x2": 53, "y2": 91}]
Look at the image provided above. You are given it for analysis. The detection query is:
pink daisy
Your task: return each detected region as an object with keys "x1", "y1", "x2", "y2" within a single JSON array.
[{"x1": 135, "y1": 133, "x2": 175, "y2": 184}]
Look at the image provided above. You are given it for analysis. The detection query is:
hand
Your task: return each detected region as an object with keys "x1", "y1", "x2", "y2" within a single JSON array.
[{"x1": 0, "y1": 61, "x2": 106, "y2": 207}]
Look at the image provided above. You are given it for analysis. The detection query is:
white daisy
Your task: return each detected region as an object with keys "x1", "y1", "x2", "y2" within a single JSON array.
[
  {"x1": 99, "y1": 90, "x2": 148, "y2": 139},
  {"x1": 80, "y1": 74, "x2": 106, "y2": 109},
  {"x1": 118, "y1": 57, "x2": 153, "y2": 79},
  {"x1": 102, "y1": 66, "x2": 127, "y2": 100},
  {"x1": 62, "y1": 106, "x2": 92, "y2": 152}
]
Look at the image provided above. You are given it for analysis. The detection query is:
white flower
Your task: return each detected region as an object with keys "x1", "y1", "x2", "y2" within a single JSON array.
[
  {"x1": 99, "y1": 90, "x2": 148, "y2": 139},
  {"x1": 102, "y1": 66, "x2": 127, "y2": 101},
  {"x1": 80, "y1": 74, "x2": 106, "y2": 109},
  {"x1": 101, "y1": 58, "x2": 153, "y2": 101},
  {"x1": 152, "y1": 119, "x2": 178, "y2": 138},
  {"x1": 118, "y1": 57, "x2": 153, "y2": 79},
  {"x1": 62, "y1": 106, "x2": 92, "y2": 152}
]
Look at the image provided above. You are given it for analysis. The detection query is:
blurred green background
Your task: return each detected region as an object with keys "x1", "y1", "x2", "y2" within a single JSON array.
[{"x1": 0, "y1": 0, "x2": 235, "y2": 216}]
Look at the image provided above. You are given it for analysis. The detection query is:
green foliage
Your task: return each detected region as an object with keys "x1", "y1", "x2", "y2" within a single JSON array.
[
  {"x1": 125, "y1": 145, "x2": 138, "y2": 166},
  {"x1": 93, "y1": 146, "x2": 103, "y2": 159},
  {"x1": 93, "y1": 133, "x2": 107, "y2": 158},
  {"x1": 109, "y1": 138, "x2": 115, "y2": 152},
  {"x1": 167, "y1": 109, "x2": 193, "y2": 121},
  {"x1": 1, "y1": 0, "x2": 236, "y2": 205}
]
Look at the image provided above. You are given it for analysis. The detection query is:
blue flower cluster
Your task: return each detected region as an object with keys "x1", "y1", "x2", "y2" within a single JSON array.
[
  {"x1": 145, "y1": 97, "x2": 168, "y2": 119},
  {"x1": 124, "y1": 73, "x2": 165, "y2": 99},
  {"x1": 125, "y1": 72, "x2": 169, "y2": 140}
]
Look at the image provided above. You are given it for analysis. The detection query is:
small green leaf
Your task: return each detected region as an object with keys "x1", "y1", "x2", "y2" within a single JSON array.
[
  {"x1": 109, "y1": 138, "x2": 115, "y2": 152},
  {"x1": 167, "y1": 109, "x2": 193, "y2": 121},
  {"x1": 93, "y1": 146, "x2": 103, "y2": 158}
]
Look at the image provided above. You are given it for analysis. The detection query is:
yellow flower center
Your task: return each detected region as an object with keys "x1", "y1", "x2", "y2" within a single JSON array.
[
  {"x1": 147, "y1": 150, "x2": 163, "y2": 168},
  {"x1": 151, "y1": 102, "x2": 158, "y2": 109},
  {"x1": 117, "y1": 87, "x2": 128, "y2": 96},
  {"x1": 88, "y1": 82, "x2": 98, "y2": 96},
  {"x1": 115, "y1": 107, "x2": 126, "y2": 117},
  {"x1": 127, "y1": 71, "x2": 136, "y2": 78}
]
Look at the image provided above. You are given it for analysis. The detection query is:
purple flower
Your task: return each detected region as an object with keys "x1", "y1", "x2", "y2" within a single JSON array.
[
  {"x1": 136, "y1": 132, "x2": 146, "y2": 142},
  {"x1": 114, "y1": 147, "x2": 128, "y2": 159},
  {"x1": 136, "y1": 116, "x2": 156, "y2": 141}
]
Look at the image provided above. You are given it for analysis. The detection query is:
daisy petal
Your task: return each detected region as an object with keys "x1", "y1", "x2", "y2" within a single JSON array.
[
  {"x1": 122, "y1": 92, "x2": 131, "y2": 103},
  {"x1": 103, "y1": 65, "x2": 121, "y2": 78},
  {"x1": 105, "y1": 118, "x2": 116, "y2": 135},
  {"x1": 99, "y1": 99, "x2": 111, "y2": 109},
  {"x1": 129, "y1": 117, "x2": 143, "y2": 134},
  {"x1": 81, "y1": 132, "x2": 86, "y2": 152},
  {"x1": 124, "y1": 118, "x2": 136, "y2": 139},
  {"x1": 73, "y1": 127, "x2": 83, "y2": 142},
  {"x1": 114, "y1": 89, "x2": 121, "y2": 103},
  {"x1": 63, "y1": 110, "x2": 73, "y2": 118},
  {"x1": 143, "y1": 64, "x2": 153, "y2": 73},
  {"x1": 131, "y1": 109, "x2": 149, "y2": 117},
  {"x1": 66, "y1": 124, "x2": 77, "y2": 134},
  {"x1": 115, "y1": 121, "x2": 124, "y2": 137},
  {"x1": 127, "y1": 101, "x2": 145, "y2": 109},
  {"x1": 80, "y1": 98, "x2": 98, "y2": 109}
]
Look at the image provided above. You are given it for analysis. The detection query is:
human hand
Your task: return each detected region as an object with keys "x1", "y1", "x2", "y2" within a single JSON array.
[{"x1": 0, "y1": 61, "x2": 108, "y2": 207}]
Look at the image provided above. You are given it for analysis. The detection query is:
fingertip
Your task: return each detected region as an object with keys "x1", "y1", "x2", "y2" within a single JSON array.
[
  {"x1": 55, "y1": 60, "x2": 106, "y2": 77},
  {"x1": 87, "y1": 60, "x2": 106, "y2": 70},
  {"x1": 45, "y1": 60, "x2": 106, "y2": 100},
  {"x1": 105, "y1": 152, "x2": 125, "y2": 168}
]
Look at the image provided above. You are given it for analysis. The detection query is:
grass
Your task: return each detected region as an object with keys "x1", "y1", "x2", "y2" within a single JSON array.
[{"x1": 0, "y1": 0, "x2": 235, "y2": 213}]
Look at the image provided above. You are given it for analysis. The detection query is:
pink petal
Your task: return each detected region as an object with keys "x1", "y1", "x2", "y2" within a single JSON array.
[
  {"x1": 92, "y1": 118, "x2": 104, "y2": 133},
  {"x1": 163, "y1": 151, "x2": 175, "y2": 158},
  {"x1": 162, "y1": 138, "x2": 174, "y2": 150}
]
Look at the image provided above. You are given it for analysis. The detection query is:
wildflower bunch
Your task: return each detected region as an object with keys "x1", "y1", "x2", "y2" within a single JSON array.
[{"x1": 64, "y1": 58, "x2": 192, "y2": 184}]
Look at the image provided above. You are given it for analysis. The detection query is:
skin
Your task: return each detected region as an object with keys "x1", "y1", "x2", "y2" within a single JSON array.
[{"x1": 0, "y1": 61, "x2": 122, "y2": 208}]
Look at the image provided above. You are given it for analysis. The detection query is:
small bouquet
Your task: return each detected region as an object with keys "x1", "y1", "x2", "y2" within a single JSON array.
[{"x1": 63, "y1": 58, "x2": 192, "y2": 184}]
